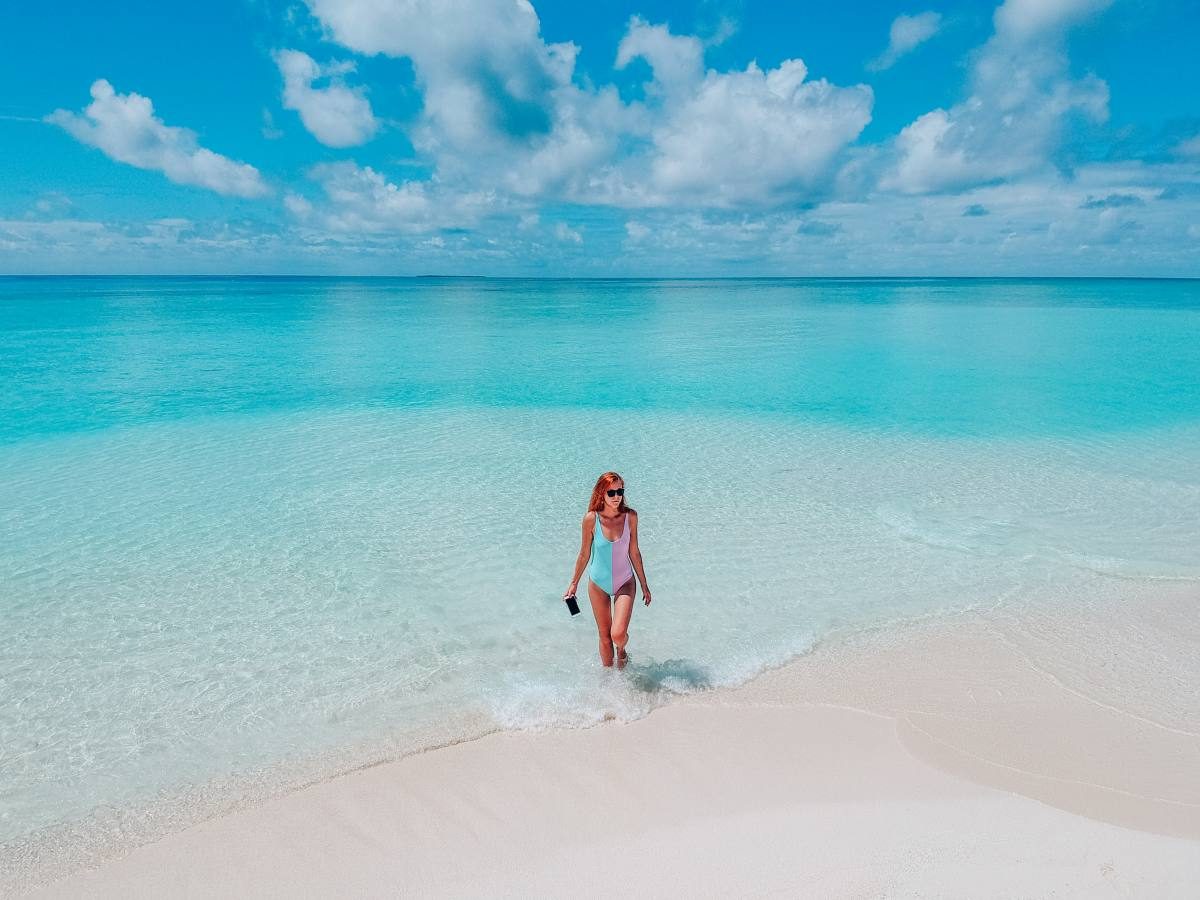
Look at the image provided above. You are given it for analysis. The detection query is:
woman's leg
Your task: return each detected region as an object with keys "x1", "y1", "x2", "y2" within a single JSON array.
[
  {"x1": 611, "y1": 579, "x2": 636, "y2": 667},
  {"x1": 587, "y1": 579, "x2": 615, "y2": 667}
]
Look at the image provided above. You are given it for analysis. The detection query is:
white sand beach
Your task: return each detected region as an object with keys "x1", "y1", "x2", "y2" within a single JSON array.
[{"x1": 24, "y1": 580, "x2": 1200, "y2": 898}]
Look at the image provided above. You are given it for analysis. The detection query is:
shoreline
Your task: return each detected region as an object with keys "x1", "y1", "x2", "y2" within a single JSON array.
[{"x1": 12, "y1": 576, "x2": 1199, "y2": 897}]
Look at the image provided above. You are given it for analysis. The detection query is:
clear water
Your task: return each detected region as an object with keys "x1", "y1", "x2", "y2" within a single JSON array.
[{"x1": 2, "y1": 277, "x2": 1199, "y2": 879}]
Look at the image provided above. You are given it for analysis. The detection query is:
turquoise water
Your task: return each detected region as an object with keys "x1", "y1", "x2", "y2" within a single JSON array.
[
  {"x1": 2, "y1": 277, "x2": 1199, "y2": 884},
  {"x1": 4, "y1": 277, "x2": 1200, "y2": 443}
]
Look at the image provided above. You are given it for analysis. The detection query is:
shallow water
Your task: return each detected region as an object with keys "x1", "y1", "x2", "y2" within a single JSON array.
[{"x1": 2, "y1": 277, "x2": 1198, "y2": 881}]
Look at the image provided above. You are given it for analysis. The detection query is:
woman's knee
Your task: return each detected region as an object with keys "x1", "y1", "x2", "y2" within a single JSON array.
[{"x1": 610, "y1": 624, "x2": 627, "y2": 644}]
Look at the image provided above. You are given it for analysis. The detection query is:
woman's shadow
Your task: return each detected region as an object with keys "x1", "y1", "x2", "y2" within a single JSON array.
[{"x1": 622, "y1": 658, "x2": 713, "y2": 694}]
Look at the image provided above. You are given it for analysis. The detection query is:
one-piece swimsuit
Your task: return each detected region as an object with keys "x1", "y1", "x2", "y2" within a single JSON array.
[{"x1": 588, "y1": 511, "x2": 633, "y2": 595}]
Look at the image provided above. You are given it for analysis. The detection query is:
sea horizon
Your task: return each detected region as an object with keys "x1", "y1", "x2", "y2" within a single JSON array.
[{"x1": 4, "y1": 274, "x2": 1199, "y2": 281}]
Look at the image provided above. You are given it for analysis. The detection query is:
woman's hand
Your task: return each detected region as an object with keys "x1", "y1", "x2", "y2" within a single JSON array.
[
  {"x1": 643, "y1": 589, "x2": 652, "y2": 607},
  {"x1": 564, "y1": 581, "x2": 578, "y2": 599}
]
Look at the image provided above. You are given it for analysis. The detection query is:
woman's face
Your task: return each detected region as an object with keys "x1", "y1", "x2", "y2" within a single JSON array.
[{"x1": 605, "y1": 479, "x2": 624, "y2": 508}]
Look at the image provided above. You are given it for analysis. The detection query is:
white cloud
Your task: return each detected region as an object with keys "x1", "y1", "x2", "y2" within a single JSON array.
[
  {"x1": 615, "y1": 17, "x2": 704, "y2": 98},
  {"x1": 31, "y1": 192, "x2": 73, "y2": 217},
  {"x1": 498, "y1": 85, "x2": 629, "y2": 198},
  {"x1": 1174, "y1": 134, "x2": 1200, "y2": 158},
  {"x1": 603, "y1": 160, "x2": 1200, "y2": 275},
  {"x1": 993, "y1": 0, "x2": 1113, "y2": 41},
  {"x1": 261, "y1": 108, "x2": 284, "y2": 140},
  {"x1": 301, "y1": 161, "x2": 503, "y2": 233},
  {"x1": 5, "y1": 155, "x2": 1200, "y2": 275},
  {"x1": 274, "y1": 49, "x2": 378, "y2": 148},
  {"x1": 554, "y1": 221, "x2": 582, "y2": 244},
  {"x1": 881, "y1": 0, "x2": 1111, "y2": 194},
  {"x1": 305, "y1": 0, "x2": 631, "y2": 205},
  {"x1": 303, "y1": 4, "x2": 870, "y2": 211},
  {"x1": 868, "y1": 11, "x2": 943, "y2": 71},
  {"x1": 613, "y1": 17, "x2": 873, "y2": 207},
  {"x1": 625, "y1": 221, "x2": 650, "y2": 242},
  {"x1": 283, "y1": 192, "x2": 314, "y2": 218},
  {"x1": 0, "y1": 218, "x2": 112, "y2": 256},
  {"x1": 0, "y1": 217, "x2": 292, "y2": 272},
  {"x1": 246, "y1": 0, "x2": 1194, "y2": 276},
  {"x1": 309, "y1": 162, "x2": 432, "y2": 231},
  {"x1": 47, "y1": 80, "x2": 269, "y2": 198},
  {"x1": 305, "y1": 0, "x2": 569, "y2": 149}
]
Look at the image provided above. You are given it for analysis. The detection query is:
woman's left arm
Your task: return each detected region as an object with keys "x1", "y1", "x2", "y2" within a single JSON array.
[{"x1": 629, "y1": 511, "x2": 652, "y2": 607}]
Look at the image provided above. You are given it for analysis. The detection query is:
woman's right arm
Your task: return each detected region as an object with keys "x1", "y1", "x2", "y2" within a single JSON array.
[{"x1": 565, "y1": 513, "x2": 594, "y2": 597}]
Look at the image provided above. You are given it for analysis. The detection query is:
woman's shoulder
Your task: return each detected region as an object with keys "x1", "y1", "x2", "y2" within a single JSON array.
[{"x1": 625, "y1": 506, "x2": 637, "y2": 518}]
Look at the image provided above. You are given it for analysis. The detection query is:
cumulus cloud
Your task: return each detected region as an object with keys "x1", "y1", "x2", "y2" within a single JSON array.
[
  {"x1": 615, "y1": 17, "x2": 704, "y2": 97},
  {"x1": 881, "y1": 0, "x2": 1111, "y2": 194},
  {"x1": 47, "y1": 80, "x2": 269, "y2": 197},
  {"x1": 298, "y1": 160, "x2": 504, "y2": 232},
  {"x1": 305, "y1": 0, "x2": 569, "y2": 149},
  {"x1": 304, "y1": 0, "x2": 630, "y2": 202},
  {"x1": 306, "y1": 162, "x2": 433, "y2": 231},
  {"x1": 613, "y1": 17, "x2": 873, "y2": 207},
  {"x1": 274, "y1": 49, "x2": 378, "y2": 147},
  {"x1": 302, "y1": 3, "x2": 871, "y2": 211},
  {"x1": 272, "y1": 0, "x2": 1192, "y2": 275},
  {"x1": 868, "y1": 12, "x2": 943, "y2": 72}
]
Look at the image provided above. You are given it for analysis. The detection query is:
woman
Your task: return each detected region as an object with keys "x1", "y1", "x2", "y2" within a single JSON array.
[{"x1": 564, "y1": 472, "x2": 652, "y2": 669}]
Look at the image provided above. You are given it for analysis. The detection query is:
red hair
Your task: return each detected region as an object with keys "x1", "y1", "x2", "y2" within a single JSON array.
[{"x1": 588, "y1": 471, "x2": 630, "y2": 514}]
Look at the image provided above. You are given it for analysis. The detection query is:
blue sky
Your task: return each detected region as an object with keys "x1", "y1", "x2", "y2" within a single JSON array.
[{"x1": 2, "y1": 0, "x2": 1198, "y2": 275}]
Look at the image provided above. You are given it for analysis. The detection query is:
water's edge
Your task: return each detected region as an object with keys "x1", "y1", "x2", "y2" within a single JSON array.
[{"x1": 9, "y1": 572, "x2": 1196, "y2": 895}]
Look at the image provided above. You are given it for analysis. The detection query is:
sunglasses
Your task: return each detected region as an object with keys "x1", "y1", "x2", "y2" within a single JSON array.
[{"x1": 606, "y1": 488, "x2": 625, "y2": 497}]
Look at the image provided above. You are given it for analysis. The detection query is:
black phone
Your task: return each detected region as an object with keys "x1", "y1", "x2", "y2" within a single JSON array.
[{"x1": 564, "y1": 594, "x2": 580, "y2": 616}]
